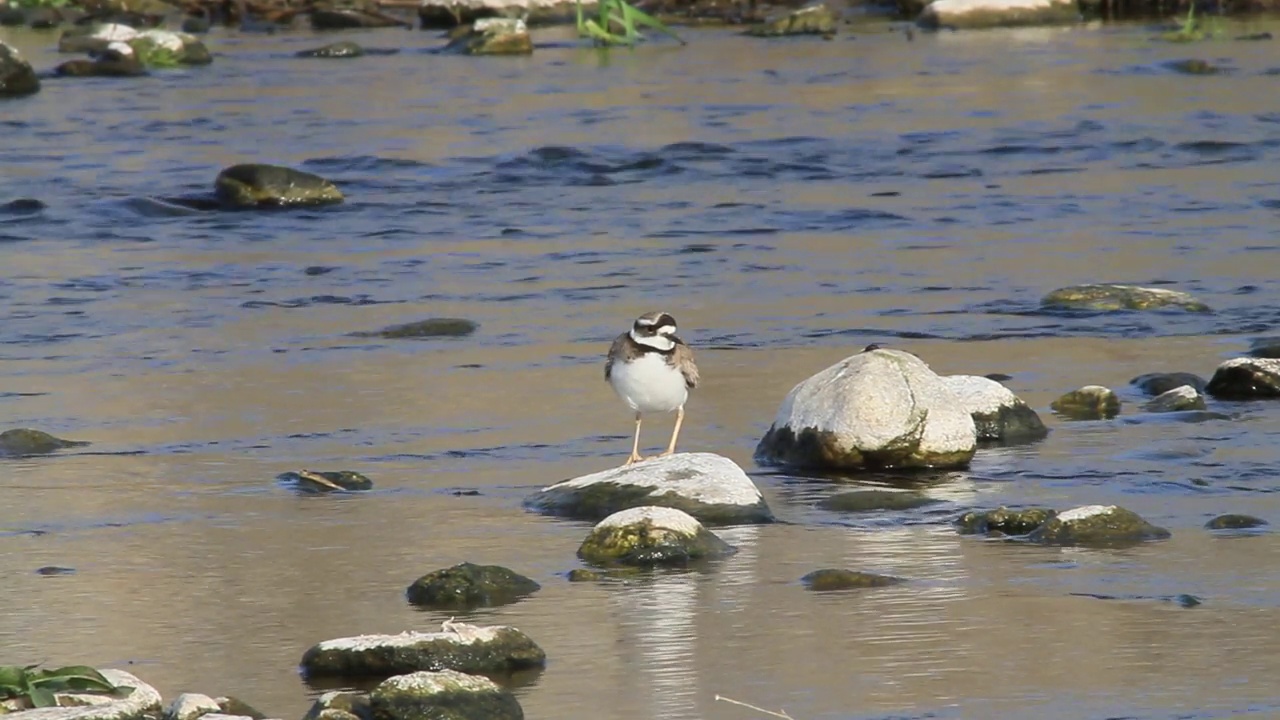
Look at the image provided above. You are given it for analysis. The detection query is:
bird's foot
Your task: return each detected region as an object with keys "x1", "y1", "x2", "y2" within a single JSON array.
[{"x1": 624, "y1": 452, "x2": 645, "y2": 466}]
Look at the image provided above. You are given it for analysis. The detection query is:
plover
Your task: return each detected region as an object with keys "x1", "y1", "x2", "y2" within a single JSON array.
[{"x1": 604, "y1": 311, "x2": 700, "y2": 465}]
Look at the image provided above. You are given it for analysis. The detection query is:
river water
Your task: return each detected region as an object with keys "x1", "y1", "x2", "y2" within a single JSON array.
[{"x1": 4, "y1": 17, "x2": 1280, "y2": 720}]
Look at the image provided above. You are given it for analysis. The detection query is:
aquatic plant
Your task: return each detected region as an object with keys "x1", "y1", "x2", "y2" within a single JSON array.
[
  {"x1": 575, "y1": 0, "x2": 684, "y2": 46},
  {"x1": 0, "y1": 665, "x2": 124, "y2": 709},
  {"x1": 1159, "y1": 4, "x2": 1222, "y2": 42},
  {"x1": 130, "y1": 39, "x2": 183, "y2": 68}
]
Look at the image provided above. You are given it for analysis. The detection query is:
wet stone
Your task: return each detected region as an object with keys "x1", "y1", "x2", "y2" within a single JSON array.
[
  {"x1": 165, "y1": 693, "x2": 221, "y2": 720},
  {"x1": 818, "y1": 490, "x2": 939, "y2": 513},
  {"x1": 1051, "y1": 385, "x2": 1120, "y2": 420},
  {"x1": 214, "y1": 697, "x2": 266, "y2": 720},
  {"x1": 940, "y1": 374, "x2": 1048, "y2": 443},
  {"x1": 1040, "y1": 284, "x2": 1210, "y2": 312},
  {"x1": 1131, "y1": 372, "x2": 1207, "y2": 396},
  {"x1": 1205, "y1": 514, "x2": 1268, "y2": 530},
  {"x1": 278, "y1": 470, "x2": 373, "y2": 492},
  {"x1": 1249, "y1": 337, "x2": 1280, "y2": 359},
  {"x1": 406, "y1": 562, "x2": 540, "y2": 610},
  {"x1": 1143, "y1": 385, "x2": 1206, "y2": 413},
  {"x1": 370, "y1": 669, "x2": 522, "y2": 720},
  {"x1": 444, "y1": 17, "x2": 532, "y2": 55},
  {"x1": 745, "y1": 1, "x2": 837, "y2": 36},
  {"x1": 214, "y1": 164, "x2": 344, "y2": 209},
  {"x1": 35, "y1": 565, "x2": 76, "y2": 576},
  {"x1": 1165, "y1": 58, "x2": 1222, "y2": 75},
  {"x1": 0, "y1": 428, "x2": 90, "y2": 456},
  {"x1": 303, "y1": 691, "x2": 371, "y2": 720},
  {"x1": 297, "y1": 41, "x2": 366, "y2": 58},
  {"x1": 566, "y1": 569, "x2": 606, "y2": 582},
  {"x1": 301, "y1": 623, "x2": 546, "y2": 678},
  {"x1": 1027, "y1": 504, "x2": 1171, "y2": 548},
  {"x1": 351, "y1": 318, "x2": 479, "y2": 339},
  {"x1": 801, "y1": 569, "x2": 904, "y2": 591},
  {"x1": 1206, "y1": 357, "x2": 1280, "y2": 400},
  {"x1": 577, "y1": 506, "x2": 735, "y2": 568},
  {"x1": 0, "y1": 41, "x2": 40, "y2": 99},
  {"x1": 956, "y1": 506, "x2": 1057, "y2": 536}
]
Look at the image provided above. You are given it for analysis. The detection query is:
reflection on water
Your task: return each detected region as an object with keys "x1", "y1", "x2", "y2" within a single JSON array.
[{"x1": 3, "y1": 16, "x2": 1280, "y2": 720}]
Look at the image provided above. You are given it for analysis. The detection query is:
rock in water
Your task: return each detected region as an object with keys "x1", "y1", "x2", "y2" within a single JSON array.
[
  {"x1": 1143, "y1": 385, "x2": 1206, "y2": 413},
  {"x1": 406, "y1": 562, "x2": 540, "y2": 610},
  {"x1": 214, "y1": 164, "x2": 344, "y2": 209},
  {"x1": 801, "y1": 569, "x2": 905, "y2": 591},
  {"x1": 745, "y1": 1, "x2": 837, "y2": 36},
  {"x1": 939, "y1": 374, "x2": 1048, "y2": 443},
  {"x1": 818, "y1": 490, "x2": 939, "y2": 513},
  {"x1": 1039, "y1": 284, "x2": 1210, "y2": 312},
  {"x1": 301, "y1": 624, "x2": 546, "y2": 678},
  {"x1": 1130, "y1": 372, "x2": 1207, "y2": 396},
  {"x1": 296, "y1": 41, "x2": 366, "y2": 58},
  {"x1": 443, "y1": 17, "x2": 532, "y2": 55},
  {"x1": 1027, "y1": 505, "x2": 1170, "y2": 547},
  {"x1": 917, "y1": 0, "x2": 1079, "y2": 30},
  {"x1": 1050, "y1": 385, "x2": 1120, "y2": 420},
  {"x1": 577, "y1": 506, "x2": 735, "y2": 567},
  {"x1": 278, "y1": 469, "x2": 373, "y2": 492},
  {"x1": 303, "y1": 692, "x2": 370, "y2": 720},
  {"x1": 755, "y1": 347, "x2": 977, "y2": 471},
  {"x1": 1206, "y1": 357, "x2": 1280, "y2": 400},
  {"x1": 310, "y1": 2, "x2": 410, "y2": 29},
  {"x1": 956, "y1": 506, "x2": 1056, "y2": 536},
  {"x1": 0, "y1": 428, "x2": 90, "y2": 456},
  {"x1": 0, "y1": 42, "x2": 40, "y2": 98},
  {"x1": 1205, "y1": 514, "x2": 1268, "y2": 530},
  {"x1": 371, "y1": 670, "x2": 522, "y2": 720},
  {"x1": 350, "y1": 318, "x2": 479, "y2": 339},
  {"x1": 524, "y1": 452, "x2": 773, "y2": 526}
]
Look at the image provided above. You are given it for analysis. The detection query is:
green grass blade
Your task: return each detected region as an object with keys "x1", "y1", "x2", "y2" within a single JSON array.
[{"x1": 621, "y1": 2, "x2": 685, "y2": 44}]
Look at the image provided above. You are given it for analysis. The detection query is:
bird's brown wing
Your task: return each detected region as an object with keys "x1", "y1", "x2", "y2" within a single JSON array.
[
  {"x1": 604, "y1": 332, "x2": 628, "y2": 382},
  {"x1": 673, "y1": 339, "x2": 699, "y2": 390}
]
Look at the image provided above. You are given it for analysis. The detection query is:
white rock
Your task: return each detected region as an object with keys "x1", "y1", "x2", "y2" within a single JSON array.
[
  {"x1": 8, "y1": 670, "x2": 161, "y2": 720},
  {"x1": 164, "y1": 694, "x2": 219, "y2": 720},
  {"x1": 135, "y1": 29, "x2": 186, "y2": 52},
  {"x1": 597, "y1": 505, "x2": 703, "y2": 536},
  {"x1": 91, "y1": 24, "x2": 139, "y2": 42},
  {"x1": 1057, "y1": 505, "x2": 1116, "y2": 522},
  {"x1": 106, "y1": 41, "x2": 135, "y2": 56},
  {"x1": 941, "y1": 375, "x2": 1020, "y2": 415},
  {"x1": 473, "y1": 17, "x2": 526, "y2": 33},
  {"x1": 918, "y1": 0, "x2": 1078, "y2": 29},
  {"x1": 314, "y1": 627, "x2": 504, "y2": 653},
  {"x1": 377, "y1": 670, "x2": 499, "y2": 695}
]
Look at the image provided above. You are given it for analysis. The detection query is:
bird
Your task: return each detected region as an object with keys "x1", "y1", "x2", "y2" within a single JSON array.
[{"x1": 604, "y1": 311, "x2": 700, "y2": 466}]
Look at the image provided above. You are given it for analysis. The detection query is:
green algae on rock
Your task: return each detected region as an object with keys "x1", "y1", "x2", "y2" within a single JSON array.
[
  {"x1": 1206, "y1": 357, "x2": 1280, "y2": 400},
  {"x1": 525, "y1": 452, "x2": 773, "y2": 526},
  {"x1": 371, "y1": 669, "x2": 522, "y2": 720},
  {"x1": 278, "y1": 470, "x2": 374, "y2": 493},
  {"x1": 956, "y1": 506, "x2": 1057, "y2": 536},
  {"x1": 1040, "y1": 284, "x2": 1210, "y2": 312},
  {"x1": 0, "y1": 428, "x2": 90, "y2": 456},
  {"x1": 577, "y1": 506, "x2": 734, "y2": 567},
  {"x1": 406, "y1": 563, "x2": 540, "y2": 610},
  {"x1": 351, "y1": 318, "x2": 479, "y2": 339},
  {"x1": 301, "y1": 623, "x2": 546, "y2": 679},
  {"x1": 1051, "y1": 385, "x2": 1120, "y2": 420},
  {"x1": 801, "y1": 569, "x2": 905, "y2": 591},
  {"x1": 566, "y1": 568, "x2": 607, "y2": 582},
  {"x1": 745, "y1": 1, "x2": 837, "y2": 36},
  {"x1": 444, "y1": 18, "x2": 533, "y2": 55},
  {"x1": 214, "y1": 164, "x2": 344, "y2": 210},
  {"x1": 818, "y1": 490, "x2": 940, "y2": 513},
  {"x1": 1205, "y1": 514, "x2": 1268, "y2": 530},
  {"x1": 1027, "y1": 505, "x2": 1170, "y2": 548}
]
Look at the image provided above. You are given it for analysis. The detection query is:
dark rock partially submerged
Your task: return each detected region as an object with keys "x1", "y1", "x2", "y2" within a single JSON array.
[
  {"x1": 1206, "y1": 357, "x2": 1280, "y2": 400},
  {"x1": 577, "y1": 506, "x2": 735, "y2": 567},
  {"x1": 1040, "y1": 284, "x2": 1210, "y2": 312},
  {"x1": 296, "y1": 41, "x2": 366, "y2": 58},
  {"x1": 350, "y1": 318, "x2": 479, "y2": 339},
  {"x1": 0, "y1": 428, "x2": 90, "y2": 456},
  {"x1": 214, "y1": 164, "x2": 344, "y2": 209},
  {"x1": 745, "y1": 1, "x2": 836, "y2": 36},
  {"x1": 1027, "y1": 505, "x2": 1170, "y2": 548},
  {"x1": 1130, "y1": 372, "x2": 1207, "y2": 396},
  {"x1": 443, "y1": 17, "x2": 533, "y2": 54},
  {"x1": 406, "y1": 562, "x2": 540, "y2": 610},
  {"x1": 956, "y1": 506, "x2": 1057, "y2": 536},
  {"x1": 801, "y1": 569, "x2": 905, "y2": 591},
  {"x1": 940, "y1": 374, "x2": 1048, "y2": 443},
  {"x1": 55, "y1": 53, "x2": 148, "y2": 77},
  {"x1": 301, "y1": 623, "x2": 546, "y2": 678},
  {"x1": 303, "y1": 691, "x2": 369, "y2": 720},
  {"x1": 0, "y1": 41, "x2": 40, "y2": 98},
  {"x1": 1205, "y1": 514, "x2": 1268, "y2": 530},
  {"x1": 370, "y1": 670, "x2": 522, "y2": 720},
  {"x1": 278, "y1": 469, "x2": 373, "y2": 492},
  {"x1": 818, "y1": 490, "x2": 939, "y2": 513},
  {"x1": 1143, "y1": 385, "x2": 1206, "y2": 413},
  {"x1": 1051, "y1": 385, "x2": 1120, "y2": 420}
]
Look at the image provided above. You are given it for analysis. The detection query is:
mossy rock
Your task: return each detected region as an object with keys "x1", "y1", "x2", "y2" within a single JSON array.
[
  {"x1": 566, "y1": 569, "x2": 607, "y2": 582},
  {"x1": 1027, "y1": 505, "x2": 1170, "y2": 548},
  {"x1": 956, "y1": 506, "x2": 1057, "y2": 536},
  {"x1": 351, "y1": 318, "x2": 479, "y2": 339},
  {"x1": 301, "y1": 624, "x2": 546, "y2": 678},
  {"x1": 1041, "y1": 284, "x2": 1210, "y2": 312},
  {"x1": 0, "y1": 42, "x2": 40, "y2": 98},
  {"x1": 406, "y1": 562, "x2": 540, "y2": 610},
  {"x1": 1205, "y1": 514, "x2": 1268, "y2": 530},
  {"x1": 745, "y1": 1, "x2": 836, "y2": 36},
  {"x1": 0, "y1": 428, "x2": 90, "y2": 456},
  {"x1": 1206, "y1": 357, "x2": 1280, "y2": 400},
  {"x1": 214, "y1": 164, "x2": 344, "y2": 209},
  {"x1": 443, "y1": 18, "x2": 532, "y2": 55},
  {"x1": 577, "y1": 506, "x2": 734, "y2": 567},
  {"x1": 1051, "y1": 385, "x2": 1120, "y2": 420},
  {"x1": 303, "y1": 691, "x2": 372, "y2": 720},
  {"x1": 370, "y1": 670, "x2": 522, "y2": 720},
  {"x1": 801, "y1": 569, "x2": 905, "y2": 591},
  {"x1": 818, "y1": 490, "x2": 939, "y2": 513},
  {"x1": 278, "y1": 470, "x2": 373, "y2": 492}
]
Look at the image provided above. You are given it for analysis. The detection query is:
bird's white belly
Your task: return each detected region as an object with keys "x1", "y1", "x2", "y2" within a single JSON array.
[{"x1": 610, "y1": 353, "x2": 688, "y2": 414}]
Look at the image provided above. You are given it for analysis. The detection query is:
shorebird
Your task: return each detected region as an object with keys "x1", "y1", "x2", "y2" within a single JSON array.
[{"x1": 604, "y1": 311, "x2": 700, "y2": 465}]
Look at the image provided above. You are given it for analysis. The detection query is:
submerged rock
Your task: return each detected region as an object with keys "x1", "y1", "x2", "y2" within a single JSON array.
[
  {"x1": 165, "y1": 694, "x2": 221, "y2": 720},
  {"x1": 1248, "y1": 337, "x2": 1280, "y2": 359},
  {"x1": 818, "y1": 490, "x2": 939, "y2": 513},
  {"x1": 566, "y1": 568, "x2": 606, "y2": 582},
  {"x1": 956, "y1": 506, "x2": 1057, "y2": 536},
  {"x1": 371, "y1": 670, "x2": 522, "y2": 720},
  {"x1": 443, "y1": 17, "x2": 532, "y2": 54},
  {"x1": 1143, "y1": 385, "x2": 1206, "y2": 413},
  {"x1": 1130, "y1": 371, "x2": 1207, "y2": 396},
  {"x1": 0, "y1": 42, "x2": 40, "y2": 99},
  {"x1": 0, "y1": 428, "x2": 90, "y2": 456},
  {"x1": 1027, "y1": 504, "x2": 1170, "y2": 547},
  {"x1": 214, "y1": 164, "x2": 344, "y2": 209},
  {"x1": 1050, "y1": 385, "x2": 1120, "y2": 420},
  {"x1": 524, "y1": 452, "x2": 773, "y2": 526},
  {"x1": 745, "y1": 1, "x2": 836, "y2": 36},
  {"x1": 278, "y1": 469, "x2": 373, "y2": 492},
  {"x1": 1205, "y1": 514, "x2": 1268, "y2": 530},
  {"x1": 351, "y1": 318, "x2": 479, "y2": 339},
  {"x1": 577, "y1": 506, "x2": 734, "y2": 567},
  {"x1": 1165, "y1": 58, "x2": 1223, "y2": 75},
  {"x1": 303, "y1": 691, "x2": 370, "y2": 720},
  {"x1": 801, "y1": 569, "x2": 905, "y2": 591},
  {"x1": 301, "y1": 623, "x2": 546, "y2": 678},
  {"x1": 1040, "y1": 284, "x2": 1210, "y2": 312},
  {"x1": 939, "y1": 374, "x2": 1048, "y2": 443},
  {"x1": 1206, "y1": 357, "x2": 1280, "y2": 400},
  {"x1": 406, "y1": 562, "x2": 540, "y2": 610},
  {"x1": 296, "y1": 41, "x2": 366, "y2": 58},
  {"x1": 755, "y1": 347, "x2": 977, "y2": 471}
]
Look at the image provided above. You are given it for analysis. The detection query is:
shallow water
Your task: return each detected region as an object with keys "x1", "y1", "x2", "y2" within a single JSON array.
[{"x1": 4, "y1": 17, "x2": 1280, "y2": 720}]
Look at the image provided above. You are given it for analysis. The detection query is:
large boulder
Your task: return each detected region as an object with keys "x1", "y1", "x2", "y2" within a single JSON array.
[
  {"x1": 1206, "y1": 357, "x2": 1280, "y2": 400},
  {"x1": 1026, "y1": 505, "x2": 1170, "y2": 547},
  {"x1": 1, "y1": 669, "x2": 161, "y2": 720},
  {"x1": 370, "y1": 670, "x2": 522, "y2": 720},
  {"x1": 577, "y1": 506, "x2": 735, "y2": 567},
  {"x1": 406, "y1": 562, "x2": 540, "y2": 610},
  {"x1": 754, "y1": 347, "x2": 977, "y2": 471},
  {"x1": 745, "y1": 1, "x2": 836, "y2": 36},
  {"x1": 214, "y1": 164, "x2": 344, "y2": 210},
  {"x1": 1039, "y1": 284, "x2": 1209, "y2": 312},
  {"x1": 939, "y1": 375, "x2": 1047, "y2": 443},
  {"x1": 418, "y1": 0, "x2": 587, "y2": 28},
  {"x1": 524, "y1": 452, "x2": 773, "y2": 526},
  {"x1": 301, "y1": 623, "x2": 546, "y2": 678},
  {"x1": 0, "y1": 42, "x2": 40, "y2": 98},
  {"x1": 0, "y1": 428, "x2": 90, "y2": 456},
  {"x1": 443, "y1": 18, "x2": 533, "y2": 54}
]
